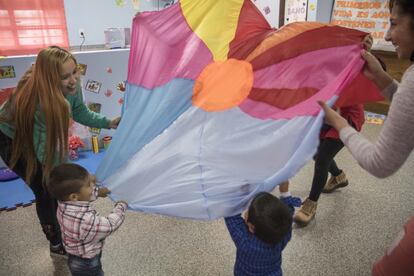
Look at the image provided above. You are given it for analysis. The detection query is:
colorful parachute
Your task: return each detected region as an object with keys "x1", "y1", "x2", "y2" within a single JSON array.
[{"x1": 96, "y1": 0, "x2": 382, "y2": 219}]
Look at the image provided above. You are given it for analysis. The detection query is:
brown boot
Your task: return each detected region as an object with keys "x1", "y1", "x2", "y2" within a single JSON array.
[
  {"x1": 293, "y1": 198, "x2": 317, "y2": 227},
  {"x1": 322, "y1": 171, "x2": 349, "y2": 193}
]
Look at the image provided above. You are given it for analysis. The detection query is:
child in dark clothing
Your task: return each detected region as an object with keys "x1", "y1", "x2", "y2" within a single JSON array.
[{"x1": 225, "y1": 192, "x2": 294, "y2": 276}]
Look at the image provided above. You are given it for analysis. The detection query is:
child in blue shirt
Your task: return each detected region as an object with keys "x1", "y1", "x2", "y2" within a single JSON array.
[{"x1": 225, "y1": 192, "x2": 294, "y2": 276}]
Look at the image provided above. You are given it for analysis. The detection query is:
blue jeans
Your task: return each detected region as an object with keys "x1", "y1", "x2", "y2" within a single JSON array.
[{"x1": 68, "y1": 253, "x2": 104, "y2": 276}]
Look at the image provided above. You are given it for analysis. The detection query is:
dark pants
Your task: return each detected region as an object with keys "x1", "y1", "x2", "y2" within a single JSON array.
[
  {"x1": 0, "y1": 130, "x2": 62, "y2": 245},
  {"x1": 68, "y1": 253, "x2": 104, "y2": 276},
  {"x1": 308, "y1": 138, "x2": 344, "y2": 202}
]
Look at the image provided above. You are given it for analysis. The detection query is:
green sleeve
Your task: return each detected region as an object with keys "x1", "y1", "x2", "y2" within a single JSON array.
[{"x1": 66, "y1": 83, "x2": 111, "y2": 129}]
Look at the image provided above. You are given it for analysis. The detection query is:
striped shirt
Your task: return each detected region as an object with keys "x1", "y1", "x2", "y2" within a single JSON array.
[{"x1": 57, "y1": 195, "x2": 127, "y2": 259}]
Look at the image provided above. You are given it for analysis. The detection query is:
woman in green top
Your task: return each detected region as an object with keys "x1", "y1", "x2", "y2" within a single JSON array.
[{"x1": 0, "y1": 46, "x2": 120, "y2": 256}]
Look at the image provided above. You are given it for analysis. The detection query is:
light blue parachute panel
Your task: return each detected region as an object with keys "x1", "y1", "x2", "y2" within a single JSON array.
[
  {"x1": 98, "y1": 103, "x2": 324, "y2": 220},
  {"x1": 96, "y1": 79, "x2": 194, "y2": 181}
]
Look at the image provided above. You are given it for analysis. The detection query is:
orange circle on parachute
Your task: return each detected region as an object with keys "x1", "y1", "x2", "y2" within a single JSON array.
[{"x1": 192, "y1": 59, "x2": 253, "y2": 111}]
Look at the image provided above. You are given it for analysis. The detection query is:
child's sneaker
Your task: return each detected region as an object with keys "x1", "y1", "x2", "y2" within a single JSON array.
[
  {"x1": 322, "y1": 171, "x2": 348, "y2": 193},
  {"x1": 293, "y1": 198, "x2": 317, "y2": 227},
  {"x1": 50, "y1": 243, "x2": 68, "y2": 258}
]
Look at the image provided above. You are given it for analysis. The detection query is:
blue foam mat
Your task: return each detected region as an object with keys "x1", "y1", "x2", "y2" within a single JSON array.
[{"x1": 0, "y1": 151, "x2": 105, "y2": 211}]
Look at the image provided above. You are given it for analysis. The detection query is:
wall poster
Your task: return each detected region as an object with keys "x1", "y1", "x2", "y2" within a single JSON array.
[
  {"x1": 284, "y1": 0, "x2": 308, "y2": 25},
  {"x1": 331, "y1": 0, "x2": 393, "y2": 51}
]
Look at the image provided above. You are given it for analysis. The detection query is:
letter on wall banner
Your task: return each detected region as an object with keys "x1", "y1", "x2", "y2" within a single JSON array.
[
  {"x1": 284, "y1": 0, "x2": 308, "y2": 25},
  {"x1": 96, "y1": 0, "x2": 384, "y2": 220},
  {"x1": 331, "y1": 0, "x2": 393, "y2": 51}
]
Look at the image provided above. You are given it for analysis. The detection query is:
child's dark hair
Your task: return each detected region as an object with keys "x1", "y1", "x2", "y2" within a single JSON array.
[
  {"x1": 247, "y1": 192, "x2": 292, "y2": 245},
  {"x1": 47, "y1": 163, "x2": 89, "y2": 201}
]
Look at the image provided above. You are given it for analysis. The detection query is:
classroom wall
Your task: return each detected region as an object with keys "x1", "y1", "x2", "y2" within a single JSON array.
[
  {"x1": 63, "y1": 0, "x2": 172, "y2": 47},
  {"x1": 252, "y1": 0, "x2": 280, "y2": 28},
  {"x1": 64, "y1": 0, "x2": 137, "y2": 47},
  {"x1": 64, "y1": 0, "x2": 282, "y2": 47},
  {"x1": 0, "y1": 49, "x2": 130, "y2": 142},
  {"x1": 316, "y1": 0, "x2": 334, "y2": 23},
  {"x1": 61, "y1": 0, "x2": 339, "y2": 47}
]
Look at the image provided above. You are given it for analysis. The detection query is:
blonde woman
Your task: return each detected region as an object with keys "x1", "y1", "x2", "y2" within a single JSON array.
[{"x1": 0, "y1": 46, "x2": 120, "y2": 257}]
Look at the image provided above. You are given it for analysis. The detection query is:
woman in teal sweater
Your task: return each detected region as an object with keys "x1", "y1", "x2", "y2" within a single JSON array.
[{"x1": 0, "y1": 46, "x2": 120, "y2": 256}]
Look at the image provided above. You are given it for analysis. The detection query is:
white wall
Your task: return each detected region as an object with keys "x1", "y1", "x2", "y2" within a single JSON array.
[
  {"x1": 63, "y1": 0, "x2": 282, "y2": 47},
  {"x1": 64, "y1": 0, "x2": 135, "y2": 47},
  {"x1": 316, "y1": 0, "x2": 335, "y2": 23},
  {"x1": 252, "y1": 0, "x2": 280, "y2": 28},
  {"x1": 63, "y1": 0, "x2": 170, "y2": 47}
]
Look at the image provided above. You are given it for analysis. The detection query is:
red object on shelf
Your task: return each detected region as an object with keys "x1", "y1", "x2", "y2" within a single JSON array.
[
  {"x1": 0, "y1": 87, "x2": 14, "y2": 105},
  {"x1": 68, "y1": 135, "x2": 85, "y2": 150}
]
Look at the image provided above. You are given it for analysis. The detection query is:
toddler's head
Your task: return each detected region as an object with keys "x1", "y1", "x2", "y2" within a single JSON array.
[
  {"x1": 245, "y1": 192, "x2": 292, "y2": 246},
  {"x1": 48, "y1": 163, "x2": 95, "y2": 202}
]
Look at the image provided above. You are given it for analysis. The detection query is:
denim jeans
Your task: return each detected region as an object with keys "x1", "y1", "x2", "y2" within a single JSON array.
[{"x1": 68, "y1": 253, "x2": 104, "y2": 276}]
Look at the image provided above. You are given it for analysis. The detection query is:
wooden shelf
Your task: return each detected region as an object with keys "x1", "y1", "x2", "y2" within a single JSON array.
[{"x1": 365, "y1": 100, "x2": 390, "y2": 115}]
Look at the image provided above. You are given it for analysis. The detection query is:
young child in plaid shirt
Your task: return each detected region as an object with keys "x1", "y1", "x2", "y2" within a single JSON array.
[
  {"x1": 225, "y1": 192, "x2": 294, "y2": 276},
  {"x1": 47, "y1": 163, "x2": 127, "y2": 276}
]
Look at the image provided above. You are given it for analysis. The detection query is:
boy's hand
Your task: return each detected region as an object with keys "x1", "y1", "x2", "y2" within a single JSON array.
[{"x1": 98, "y1": 187, "x2": 111, "y2": 198}]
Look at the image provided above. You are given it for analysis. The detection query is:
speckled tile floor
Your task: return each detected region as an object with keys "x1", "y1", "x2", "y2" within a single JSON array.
[{"x1": 1, "y1": 123, "x2": 413, "y2": 276}]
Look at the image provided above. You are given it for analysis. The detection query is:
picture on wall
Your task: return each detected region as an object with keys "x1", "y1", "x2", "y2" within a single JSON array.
[
  {"x1": 331, "y1": 0, "x2": 392, "y2": 51},
  {"x1": 0, "y1": 65, "x2": 16, "y2": 79},
  {"x1": 105, "y1": 89, "x2": 113, "y2": 97},
  {"x1": 117, "y1": 81, "x2": 126, "y2": 92},
  {"x1": 168, "y1": 0, "x2": 177, "y2": 8},
  {"x1": 77, "y1": 63, "x2": 87, "y2": 75},
  {"x1": 85, "y1": 79, "x2": 102, "y2": 93},
  {"x1": 284, "y1": 0, "x2": 308, "y2": 25}
]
